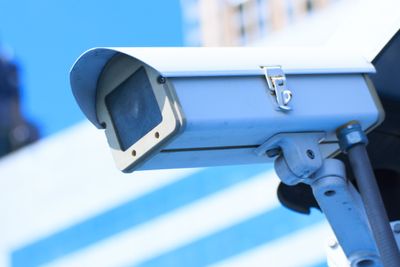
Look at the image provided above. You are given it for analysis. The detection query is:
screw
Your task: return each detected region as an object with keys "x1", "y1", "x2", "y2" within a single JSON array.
[
  {"x1": 328, "y1": 240, "x2": 338, "y2": 249},
  {"x1": 157, "y1": 76, "x2": 166, "y2": 84}
]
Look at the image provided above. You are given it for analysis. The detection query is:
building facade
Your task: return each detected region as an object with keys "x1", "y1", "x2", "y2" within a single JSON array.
[{"x1": 181, "y1": 0, "x2": 337, "y2": 46}]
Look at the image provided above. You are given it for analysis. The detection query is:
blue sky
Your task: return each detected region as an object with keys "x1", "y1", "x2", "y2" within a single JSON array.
[{"x1": 0, "y1": 0, "x2": 184, "y2": 136}]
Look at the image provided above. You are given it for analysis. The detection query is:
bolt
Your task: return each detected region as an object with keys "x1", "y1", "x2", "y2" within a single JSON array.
[
  {"x1": 306, "y1": 149, "x2": 315, "y2": 159},
  {"x1": 266, "y1": 148, "x2": 281, "y2": 158},
  {"x1": 336, "y1": 121, "x2": 368, "y2": 153}
]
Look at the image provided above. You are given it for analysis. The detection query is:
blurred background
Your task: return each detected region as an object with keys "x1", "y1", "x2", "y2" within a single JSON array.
[{"x1": 0, "y1": 0, "x2": 393, "y2": 266}]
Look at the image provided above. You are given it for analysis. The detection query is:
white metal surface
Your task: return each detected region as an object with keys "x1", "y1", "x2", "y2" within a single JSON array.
[{"x1": 72, "y1": 47, "x2": 373, "y2": 78}]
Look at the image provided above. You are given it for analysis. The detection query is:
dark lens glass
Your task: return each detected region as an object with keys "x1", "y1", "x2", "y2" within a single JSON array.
[{"x1": 106, "y1": 67, "x2": 162, "y2": 151}]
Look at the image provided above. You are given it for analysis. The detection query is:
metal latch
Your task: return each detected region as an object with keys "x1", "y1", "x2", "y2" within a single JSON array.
[{"x1": 261, "y1": 66, "x2": 292, "y2": 111}]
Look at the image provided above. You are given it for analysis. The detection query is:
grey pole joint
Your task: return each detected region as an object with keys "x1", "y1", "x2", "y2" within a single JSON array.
[
  {"x1": 336, "y1": 121, "x2": 368, "y2": 153},
  {"x1": 337, "y1": 121, "x2": 400, "y2": 267}
]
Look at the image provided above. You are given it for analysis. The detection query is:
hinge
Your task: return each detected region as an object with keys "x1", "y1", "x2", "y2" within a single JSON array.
[{"x1": 261, "y1": 66, "x2": 292, "y2": 111}]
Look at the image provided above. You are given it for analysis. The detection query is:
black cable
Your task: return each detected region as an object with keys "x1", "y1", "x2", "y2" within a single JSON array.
[{"x1": 347, "y1": 143, "x2": 400, "y2": 267}]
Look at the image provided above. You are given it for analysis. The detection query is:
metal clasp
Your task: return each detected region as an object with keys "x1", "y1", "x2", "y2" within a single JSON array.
[{"x1": 261, "y1": 66, "x2": 292, "y2": 111}]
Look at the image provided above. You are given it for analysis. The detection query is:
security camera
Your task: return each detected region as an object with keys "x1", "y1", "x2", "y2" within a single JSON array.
[{"x1": 70, "y1": 47, "x2": 383, "y2": 173}]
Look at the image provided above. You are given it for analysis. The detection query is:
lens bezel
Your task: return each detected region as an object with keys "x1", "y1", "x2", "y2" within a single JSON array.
[{"x1": 96, "y1": 54, "x2": 185, "y2": 172}]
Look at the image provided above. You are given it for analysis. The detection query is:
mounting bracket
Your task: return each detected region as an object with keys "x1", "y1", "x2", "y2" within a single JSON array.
[{"x1": 256, "y1": 132, "x2": 382, "y2": 266}]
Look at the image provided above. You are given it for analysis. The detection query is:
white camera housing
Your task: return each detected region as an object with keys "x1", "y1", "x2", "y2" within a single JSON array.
[{"x1": 70, "y1": 47, "x2": 383, "y2": 172}]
